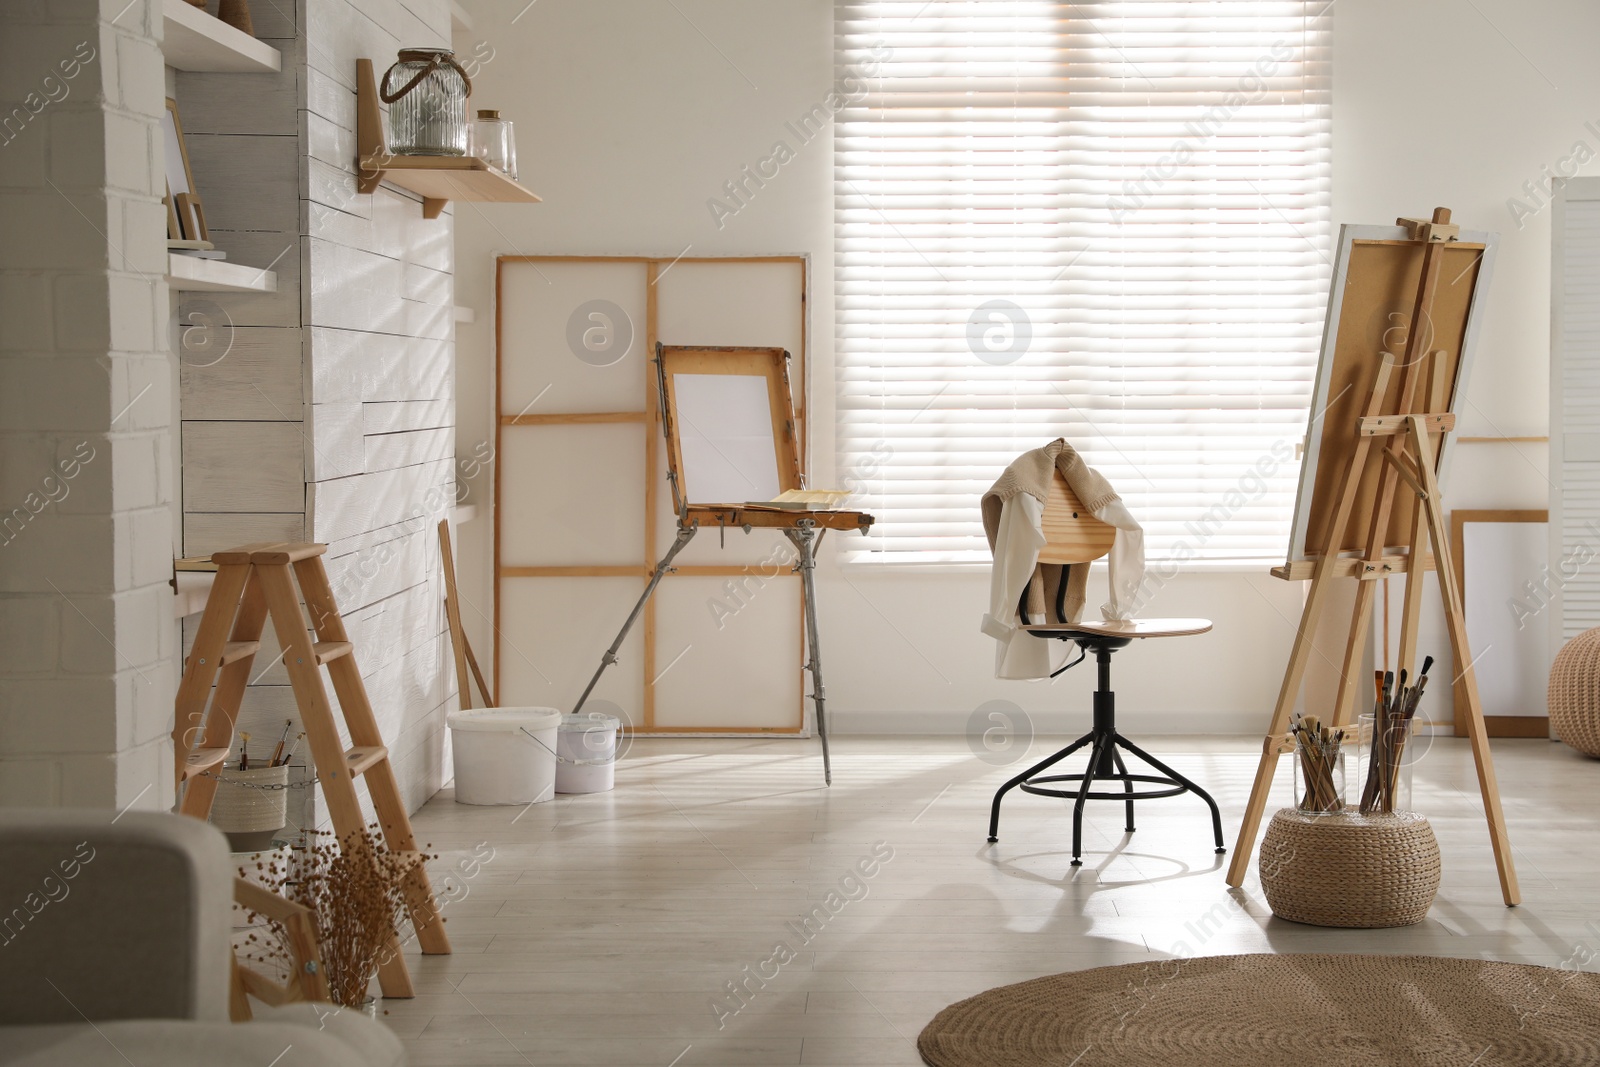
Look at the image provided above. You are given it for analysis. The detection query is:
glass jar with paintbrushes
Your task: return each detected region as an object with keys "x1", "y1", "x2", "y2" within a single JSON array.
[
  {"x1": 1359, "y1": 656, "x2": 1434, "y2": 815},
  {"x1": 1291, "y1": 713, "x2": 1346, "y2": 814}
]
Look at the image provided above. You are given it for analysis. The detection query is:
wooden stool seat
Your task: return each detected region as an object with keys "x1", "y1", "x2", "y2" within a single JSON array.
[{"x1": 1024, "y1": 618, "x2": 1213, "y2": 640}]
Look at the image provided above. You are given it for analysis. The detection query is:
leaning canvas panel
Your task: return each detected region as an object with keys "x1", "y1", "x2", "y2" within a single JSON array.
[
  {"x1": 499, "y1": 577, "x2": 646, "y2": 728},
  {"x1": 498, "y1": 422, "x2": 646, "y2": 567},
  {"x1": 499, "y1": 259, "x2": 649, "y2": 415},
  {"x1": 494, "y1": 255, "x2": 812, "y2": 731}
]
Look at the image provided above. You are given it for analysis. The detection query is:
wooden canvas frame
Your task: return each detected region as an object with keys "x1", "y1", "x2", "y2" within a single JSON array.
[
  {"x1": 658, "y1": 345, "x2": 803, "y2": 511},
  {"x1": 1285, "y1": 224, "x2": 1499, "y2": 568},
  {"x1": 493, "y1": 256, "x2": 810, "y2": 734},
  {"x1": 1450, "y1": 508, "x2": 1550, "y2": 738}
]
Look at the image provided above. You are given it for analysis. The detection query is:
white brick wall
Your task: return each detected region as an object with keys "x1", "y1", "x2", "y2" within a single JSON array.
[{"x1": 0, "y1": 0, "x2": 175, "y2": 811}]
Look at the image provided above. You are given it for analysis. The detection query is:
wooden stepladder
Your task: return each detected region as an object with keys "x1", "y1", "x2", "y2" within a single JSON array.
[
  {"x1": 1226, "y1": 208, "x2": 1520, "y2": 907},
  {"x1": 172, "y1": 542, "x2": 452, "y2": 997}
]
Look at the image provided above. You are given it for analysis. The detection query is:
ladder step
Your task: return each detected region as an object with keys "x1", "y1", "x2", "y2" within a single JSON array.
[
  {"x1": 251, "y1": 543, "x2": 328, "y2": 565},
  {"x1": 313, "y1": 641, "x2": 354, "y2": 665},
  {"x1": 344, "y1": 745, "x2": 388, "y2": 777},
  {"x1": 181, "y1": 746, "x2": 231, "y2": 781},
  {"x1": 220, "y1": 640, "x2": 261, "y2": 665}
]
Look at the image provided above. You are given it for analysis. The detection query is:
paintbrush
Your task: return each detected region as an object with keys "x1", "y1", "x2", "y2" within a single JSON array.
[
  {"x1": 276, "y1": 731, "x2": 305, "y2": 768},
  {"x1": 269, "y1": 719, "x2": 292, "y2": 767},
  {"x1": 238, "y1": 732, "x2": 251, "y2": 771}
]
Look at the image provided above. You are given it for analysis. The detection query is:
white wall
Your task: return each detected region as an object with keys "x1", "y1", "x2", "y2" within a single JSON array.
[
  {"x1": 1334, "y1": 0, "x2": 1600, "y2": 717},
  {"x1": 452, "y1": 0, "x2": 1584, "y2": 738}
]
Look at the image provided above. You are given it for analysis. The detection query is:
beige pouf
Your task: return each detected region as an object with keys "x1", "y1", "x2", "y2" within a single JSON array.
[
  {"x1": 1549, "y1": 626, "x2": 1600, "y2": 756},
  {"x1": 1259, "y1": 808, "x2": 1440, "y2": 927}
]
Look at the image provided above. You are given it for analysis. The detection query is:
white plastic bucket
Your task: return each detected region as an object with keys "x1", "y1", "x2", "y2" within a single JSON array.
[
  {"x1": 447, "y1": 707, "x2": 561, "y2": 805},
  {"x1": 555, "y1": 712, "x2": 620, "y2": 794}
]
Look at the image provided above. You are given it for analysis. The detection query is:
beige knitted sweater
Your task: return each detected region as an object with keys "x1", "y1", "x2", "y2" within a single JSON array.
[{"x1": 981, "y1": 438, "x2": 1120, "y2": 625}]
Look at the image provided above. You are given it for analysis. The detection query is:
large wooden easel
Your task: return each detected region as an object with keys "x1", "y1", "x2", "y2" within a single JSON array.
[
  {"x1": 172, "y1": 542, "x2": 452, "y2": 997},
  {"x1": 1227, "y1": 208, "x2": 1520, "y2": 907}
]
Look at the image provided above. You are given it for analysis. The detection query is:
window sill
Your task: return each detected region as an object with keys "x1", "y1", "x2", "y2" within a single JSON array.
[{"x1": 835, "y1": 557, "x2": 1287, "y2": 576}]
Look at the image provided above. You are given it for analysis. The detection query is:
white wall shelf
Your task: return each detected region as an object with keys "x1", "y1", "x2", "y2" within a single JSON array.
[
  {"x1": 166, "y1": 253, "x2": 277, "y2": 293},
  {"x1": 162, "y1": 0, "x2": 281, "y2": 73}
]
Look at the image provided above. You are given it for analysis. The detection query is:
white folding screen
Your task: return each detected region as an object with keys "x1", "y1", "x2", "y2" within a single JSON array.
[
  {"x1": 496, "y1": 256, "x2": 808, "y2": 733},
  {"x1": 1553, "y1": 181, "x2": 1600, "y2": 650}
]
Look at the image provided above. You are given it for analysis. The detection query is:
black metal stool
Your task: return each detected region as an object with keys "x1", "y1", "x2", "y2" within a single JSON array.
[{"x1": 986, "y1": 619, "x2": 1226, "y2": 866}]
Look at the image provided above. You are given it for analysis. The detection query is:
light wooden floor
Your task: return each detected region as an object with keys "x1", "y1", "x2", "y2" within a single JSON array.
[{"x1": 388, "y1": 734, "x2": 1600, "y2": 1066}]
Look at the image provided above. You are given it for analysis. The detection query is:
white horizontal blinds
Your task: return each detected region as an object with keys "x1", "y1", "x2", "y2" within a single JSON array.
[{"x1": 835, "y1": 1, "x2": 1331, "y2": 563}]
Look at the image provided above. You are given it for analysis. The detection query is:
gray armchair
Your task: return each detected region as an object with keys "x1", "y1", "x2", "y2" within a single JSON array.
[{"x1": 0, "y1": 808, "x2": 405, "y2": 1066}]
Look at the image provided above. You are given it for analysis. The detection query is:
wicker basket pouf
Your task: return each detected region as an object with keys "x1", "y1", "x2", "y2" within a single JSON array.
[
  {"x1": 1550, "y1": 626, "x2": 1600, "y2": 756},
  {"x1": 1259, "y1": 809, "x2": 1440, "y2": 928}
]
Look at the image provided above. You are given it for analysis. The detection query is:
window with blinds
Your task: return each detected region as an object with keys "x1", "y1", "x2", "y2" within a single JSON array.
[{"x1": 835, "y1": 0, "x2": 1332, "y2": 564}]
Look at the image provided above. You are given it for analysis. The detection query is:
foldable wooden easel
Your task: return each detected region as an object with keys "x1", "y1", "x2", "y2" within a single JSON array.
[
  {"x1": 1226, "y1": 208, "x2": 1520, "y2": 907},
  {"x1": 570, "y1": 345, "x2": 873, "y2": 784},
  {"x1": 171, "y1": 542, "x2": 452, "y2": 997}
]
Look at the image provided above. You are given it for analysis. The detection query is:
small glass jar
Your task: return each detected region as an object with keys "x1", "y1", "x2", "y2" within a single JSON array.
[
  {"x1": 1294, "y1": 746, "x2": 1345, "y2": 814},
  {"x1": 381, "y1": 48, "x2": 472, "y2": 156},
  {"x1": 1358, "y1": 712, "x2": 1415, "y2": 814},
  {"x1": 473, "y1": 109, "x2": 517, "y2": 179}
]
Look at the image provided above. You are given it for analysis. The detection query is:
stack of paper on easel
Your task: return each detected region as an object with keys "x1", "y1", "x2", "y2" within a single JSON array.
[{"x1": 750, "y1": 489, "x2": 853, "y2": 510}]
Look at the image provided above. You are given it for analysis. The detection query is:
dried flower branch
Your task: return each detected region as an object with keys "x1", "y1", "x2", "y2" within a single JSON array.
[{"x1": 236, "y1": 823, "x2": 437, "y2": 1008}]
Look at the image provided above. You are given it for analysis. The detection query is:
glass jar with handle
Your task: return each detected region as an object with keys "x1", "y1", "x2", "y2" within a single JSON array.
[{"x1": 381, "y1": 48, "x2": 472, "y2": 156}]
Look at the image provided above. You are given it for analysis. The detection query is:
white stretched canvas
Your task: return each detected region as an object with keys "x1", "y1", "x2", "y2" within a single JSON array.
[
  {"x1": 672, "y1": 372, "x2": 781, "y2": 504},
  {"x1": 1464, "y1": 520, "x2": 1548, "y2": 717}
]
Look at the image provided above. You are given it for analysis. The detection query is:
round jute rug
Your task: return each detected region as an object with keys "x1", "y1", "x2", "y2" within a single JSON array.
[{"x1": 918, "y1": 953, "x2": 1600, "y2": 1066}]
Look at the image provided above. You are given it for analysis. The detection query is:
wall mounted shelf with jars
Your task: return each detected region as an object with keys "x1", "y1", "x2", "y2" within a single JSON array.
[{"x1": 355, "y1": 59, "x2": 541, "y2": 220}]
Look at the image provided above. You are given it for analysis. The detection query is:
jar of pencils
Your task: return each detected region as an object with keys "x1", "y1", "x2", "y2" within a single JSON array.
[{"x1": 1292, "y1": 714, "x2": 1345, "y2": 814}]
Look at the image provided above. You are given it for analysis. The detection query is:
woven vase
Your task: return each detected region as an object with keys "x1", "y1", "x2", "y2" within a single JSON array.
[
  {"x1": 1259, "y1": 809, "x2": 1440, "y2": 928},
  {"x1": 1549, "y1": 626, "x2": 1600, "y2": 757}
]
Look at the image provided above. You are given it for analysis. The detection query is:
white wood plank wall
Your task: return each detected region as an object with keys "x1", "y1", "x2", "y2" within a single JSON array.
[{"x1": 176, "y1": 0, "x2": 458, "y2": 822}]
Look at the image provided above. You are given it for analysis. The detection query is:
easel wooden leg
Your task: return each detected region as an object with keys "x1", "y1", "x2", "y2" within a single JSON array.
[
  {"x1": 1409, "y1": 418, "x2": 1520, "y2": 905},
  {"x1": 1394, "y1": 503, "x2": 1430, "y2": 677},
  {"x1": 1330, "y1": 579, "x2": 1376, "y2": 729},
  {"x1": 1227, "y1": 567, "x2": 1337, "y2": 887},
  {"x1": 1231, "y1": 357, "x2": 1399, "y2": 886}
]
